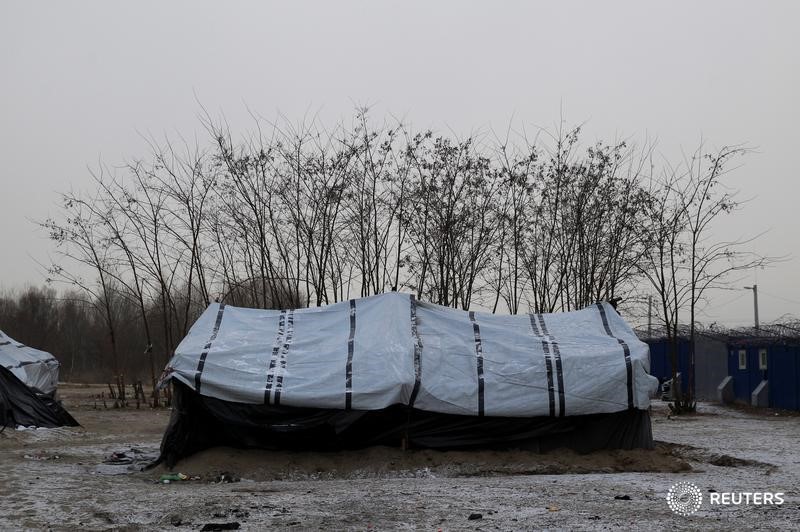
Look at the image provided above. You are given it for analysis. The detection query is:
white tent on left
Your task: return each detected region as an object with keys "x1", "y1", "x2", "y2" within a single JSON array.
[{"x1": 0, "y1": 329, "x2": 59, "y2": 396}]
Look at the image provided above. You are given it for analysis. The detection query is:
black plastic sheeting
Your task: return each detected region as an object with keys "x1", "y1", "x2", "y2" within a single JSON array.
[
  {"x1": 158, "y1": 381, "x2": 653, "y2": 467},
  {"x1": 0, "y1": 365, "x2": 79, "y2": 428}
]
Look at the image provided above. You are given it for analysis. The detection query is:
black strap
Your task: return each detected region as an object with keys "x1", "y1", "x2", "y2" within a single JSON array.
[
  {"x1": 468, "y1": 311, "x2": 485, "y2": 417},
  {"x1": 537, "y1": 314, "x2": 566, "y2": 417},
  {"x1": 596, "y1": 303, "x2": 634, "y2": 409},
  {"x1": 529, "y1": 314, "x2": 556, "y2": 417},
  {"x1": 194, "y1": 304, "x2": 226, "y2": 394},
  {"x1": 264, "y1": 310, "x2": 287, "y2": 404},
  {"x1": 408, "y1": 295, "x2": 422, "y2": 408},
  {"x1": 345, "y1": 299, "x2": 356, "y2": 410},
  {"x1": 273, "y1": 310, "x2": 295, "y2": 406}
]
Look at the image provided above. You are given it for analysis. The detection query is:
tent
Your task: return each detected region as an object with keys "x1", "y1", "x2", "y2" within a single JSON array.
[
  {"x1": 157, "y1": 292, "x2": 659, "y2": 466},
  {"x1": 0, "y1": 329, "x2": 60, "y2": 395},
  {"x1": 0, "y1": 330, "x2": 79, "y2": 428}
]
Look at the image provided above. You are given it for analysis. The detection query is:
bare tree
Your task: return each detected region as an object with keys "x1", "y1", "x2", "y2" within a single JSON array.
[
  {"x1": 36, "y1": 110, "x2": 774, "y2": 414},
  {"x1": 43, "y1": 191, "x2": 123, "y2": 377},
  {"x1": 641, "y1": 144, "x2": 769, "y2": 412}
]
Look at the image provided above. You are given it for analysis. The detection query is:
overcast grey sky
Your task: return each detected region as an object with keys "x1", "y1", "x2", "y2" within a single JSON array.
[{"x1": 1, "y1": 1, "x2": 798, "y2": 325}]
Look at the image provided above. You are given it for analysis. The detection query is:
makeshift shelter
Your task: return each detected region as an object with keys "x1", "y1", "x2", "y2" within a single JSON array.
[
  {"x1": 157, "y1": 293, "x2": 659, "y2": 466},
  {"x1": 0, "y1": 330, "x2": 79, "y2": 428}
]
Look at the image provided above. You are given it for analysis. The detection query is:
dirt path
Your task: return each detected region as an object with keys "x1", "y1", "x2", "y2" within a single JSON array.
[{"x1": 1, "y1": 385, "x2": 798, "y2": 530}]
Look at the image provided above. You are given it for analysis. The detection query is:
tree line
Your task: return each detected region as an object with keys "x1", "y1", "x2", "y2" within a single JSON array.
[{"x1": 1, "y1": 110, "x2": 765, "y2": 409}]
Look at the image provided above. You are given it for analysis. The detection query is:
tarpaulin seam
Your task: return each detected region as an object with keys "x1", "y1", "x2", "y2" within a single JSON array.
[
  {"x1": 264, "y1": 310, "x2": 287, "y2": 404},
  {"x1": 0, "y1": 342, "x2": 27, "y2": 348},
  {"x1": 0, "y1": 341, "x2": 26, "y2": 348},
  {"x1": 469, "y1": 311, "x2": 485, "y2": 417},
  {"x1": 596, "y1": 303, "x2": 634, "y2": 409},
  {"x1": 273, "y1": 309, "x2": 295, "y2": 406},
  {"x1": 193, "y1": 303, "x2": 226, "y2": 394},
  {"x1": 529, "y1": 314, "x2": 556, "y2": 417},
  {"x1": 345, "y1": 299, "x2": 356, "y2": 410},
  {"x1": 3, "y1": 359, "x2": 58, "y2": 370},
  {"x1": 409, "y1": 295, "x2": 422, "y2": 408},
  {"x1": 537, "y1": 314, "x2": 566, "y2": 417}
]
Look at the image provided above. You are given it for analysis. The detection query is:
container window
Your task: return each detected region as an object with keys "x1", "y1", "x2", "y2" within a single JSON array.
[
  {"x1": 738, "y1": 349, "x2": 747, "y2": 370},
  {"x1": 759, "y1": 348, "x2": 768, "y2": 370}
]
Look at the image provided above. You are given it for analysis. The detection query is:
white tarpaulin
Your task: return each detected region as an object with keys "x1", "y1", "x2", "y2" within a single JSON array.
[
  {"x1": 0, "y1": 330, "x2": 60, "y2": 395},
  {"x1": 162, "y1": 292, "x2": 658, "y2": 417}
]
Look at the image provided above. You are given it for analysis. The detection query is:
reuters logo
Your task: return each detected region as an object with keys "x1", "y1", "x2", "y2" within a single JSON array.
[{"x1": 667, "y1": 481, "x2": 703, "y2": 516}]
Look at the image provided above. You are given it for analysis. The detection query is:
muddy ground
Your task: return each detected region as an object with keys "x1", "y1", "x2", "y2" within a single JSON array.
[{"x1": 1, "y1": 385, "x2": 798, "y2": 530}]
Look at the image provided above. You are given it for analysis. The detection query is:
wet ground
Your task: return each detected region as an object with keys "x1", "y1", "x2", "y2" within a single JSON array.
[{"x1": 1, "y1": 384, "x2": 798, "y2": 530}]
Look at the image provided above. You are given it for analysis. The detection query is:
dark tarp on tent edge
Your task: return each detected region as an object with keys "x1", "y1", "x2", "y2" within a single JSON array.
[
  {"x1": 159, "y1": 380, "x2": 653, "y2": 467},
  {"x1": 0, "y1": 365, "x2": 79, "y2": 428},
  {"x1": 156, "y1": 293, "x2": 658, "y2": 466}
]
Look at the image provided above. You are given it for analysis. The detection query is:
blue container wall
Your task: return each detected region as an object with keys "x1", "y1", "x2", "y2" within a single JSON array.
[
  {"x1": 769, "y1": 345, "x2": 800, "y2": 411},
  {"x1": 648, "y1": 340, "x2": 799, "y2": 410},
  {"x1": 645, "y1": 339, "x2": 690, "y2": 393},
  {"x1": 728, "y1": 347, "x2": 763, "y2": 402}
]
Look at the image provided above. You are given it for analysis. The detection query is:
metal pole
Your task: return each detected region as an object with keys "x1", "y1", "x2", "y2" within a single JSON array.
[
  {"x1": 753, "y1": 284, "x2": 759, "y2": 330},
  {"x1": 744, "y1": 285, "x2": 760, "y2": 330},
  {"x1": 647, "y1": 295, "x2": 653, "y2": 337}
]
